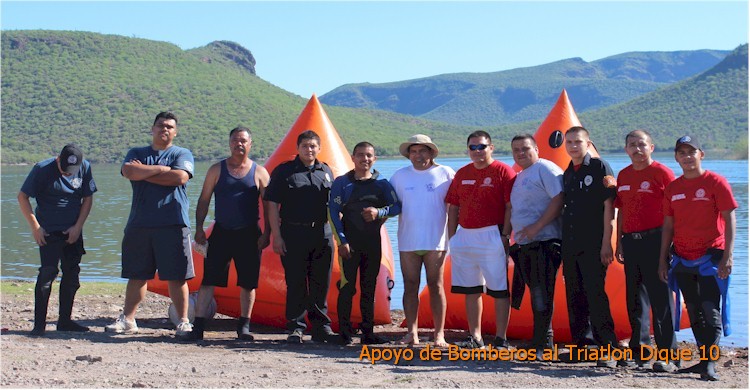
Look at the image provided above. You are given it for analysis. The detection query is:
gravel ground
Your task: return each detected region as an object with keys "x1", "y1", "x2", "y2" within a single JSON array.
[{"x1": 1, "y1": 281, "x2": 747, "y2": 388}]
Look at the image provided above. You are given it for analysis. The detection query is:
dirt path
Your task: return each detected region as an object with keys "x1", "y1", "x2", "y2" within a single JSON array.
[{"x1": 1, "y1": 281, "x2": 747, "y2": 388}]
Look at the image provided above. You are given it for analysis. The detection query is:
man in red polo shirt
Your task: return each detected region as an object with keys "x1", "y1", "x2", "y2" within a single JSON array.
[
  {"x1": 446, "y1": 130, "x2": 516, "y2": 349},
  {"x1": 659, "y1": 135, "x2": 737, "y2": 381},
  {"x1": 614, "y1": 130, "x2": 677, "y2": 371}
]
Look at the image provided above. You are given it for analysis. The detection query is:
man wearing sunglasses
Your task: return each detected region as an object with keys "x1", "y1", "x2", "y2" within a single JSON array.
[{"x1": 446, "y1": 131, "x2": 516, "y2": 350}]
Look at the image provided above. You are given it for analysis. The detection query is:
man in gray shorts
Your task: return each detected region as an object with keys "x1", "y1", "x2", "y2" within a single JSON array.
[
  {"x1": 183, "y1": 126, "x2": 271, "y2": 341},
  {"x1": 105, "y1": 111, "x2": 196, "y2": 338}
]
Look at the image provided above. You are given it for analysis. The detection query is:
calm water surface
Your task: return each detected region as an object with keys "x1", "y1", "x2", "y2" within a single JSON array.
[{"x1": 2, "y1": 154, "x2": 747, "y2": 346}]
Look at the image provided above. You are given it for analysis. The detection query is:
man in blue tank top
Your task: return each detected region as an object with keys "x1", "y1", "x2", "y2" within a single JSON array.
[
  {"x1": 329, "y1": 142, "x2": 401, "y2": 345},
  {"x1": 18, "y1": 144, "x2": 97, "y2": 336},
  {"x1": 105, "y1": 112, "x2": 196, "y2": 338},
  {"x1": 183, "y1": 126, "x2": 271, "y2": 341}
]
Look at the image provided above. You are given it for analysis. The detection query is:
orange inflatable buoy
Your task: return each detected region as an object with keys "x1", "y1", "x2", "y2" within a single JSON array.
[
  {"x1": 148, "y1": 94, "x2": 395, "y2": 331},
  {"x1": 412, "y1": 89, "x2": 690, "y2": 342}
]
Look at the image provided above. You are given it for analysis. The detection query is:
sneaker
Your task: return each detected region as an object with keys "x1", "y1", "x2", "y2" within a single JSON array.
[
  {"x1": 361, "y1": 333, "x2": 387, "y2": 345},
  {"x1": 596, "y1": 358, "x2": 617, "y2": 368},
  {"x1": 491, "y1": 337, "x2": 511, "y2": 349},
  {"x1": 175, "y1": 321, "x2": 193, "y2": 337},
  {"x1": 104, "y1": 314, "x2": 138, "y2": 334},
  {"x1": 652, "y1": 361, "x2": 678, "y2": 373},
  {"x1": 57, "y1": 320, "x2": 90, "y2": 332},
  {"x1": 455, "y1": 336, "x2": 485, "y2": 350},
  {"x1": 287, "y1": 329, "x2": 304, "y2": 344}
]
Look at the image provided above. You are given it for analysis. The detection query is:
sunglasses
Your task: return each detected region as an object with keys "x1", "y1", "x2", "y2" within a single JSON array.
[{"x1": 468, "y1": 144, "x2": 489, "y2": 151}]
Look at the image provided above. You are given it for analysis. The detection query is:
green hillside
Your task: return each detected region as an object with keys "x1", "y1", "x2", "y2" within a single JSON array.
[
  {"x1": 1, "y1": 30, "x2": 475, "y2": 164},
  {"x1": 578, "y1": 44, "x2": 748, "y2": 156},
  {"x1": 321, "y1": 50, "x2": 730, "y2": 126}
]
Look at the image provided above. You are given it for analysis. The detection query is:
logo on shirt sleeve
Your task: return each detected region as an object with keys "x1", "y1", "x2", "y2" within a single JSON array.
[
  {"x1": 184, "y1": 161, "x2": 194, "y2": 173},
  {"x1": 89, "y1": 179, "x2": 97, "y2": 192}
]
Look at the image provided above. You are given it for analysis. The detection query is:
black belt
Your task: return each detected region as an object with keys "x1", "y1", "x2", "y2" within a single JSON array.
[
  {"x1": 284, "y1": 221, "x2": 326, "y2": 228},
  {"x1": 624, "y1": 227, "x2": 662, "y2": 240}
]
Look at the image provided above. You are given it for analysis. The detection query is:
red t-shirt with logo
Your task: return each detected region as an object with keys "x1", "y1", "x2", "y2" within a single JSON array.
[
  {"x1": 445, "y1": 160, "x2": 516, "y2": 229},
  {"x1": 662, "y1": 170, "x2": 738, "y2": 260},
  {"x1": 614, "y1": 161, "x2": 675, "y2": 233}
]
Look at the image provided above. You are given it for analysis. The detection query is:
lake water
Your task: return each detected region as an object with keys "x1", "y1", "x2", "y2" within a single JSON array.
[{"x1": 2, "y1": 154, "x2": 747, "y2": 346}]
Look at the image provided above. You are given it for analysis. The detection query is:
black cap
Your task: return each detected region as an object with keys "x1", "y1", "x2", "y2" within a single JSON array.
[
  {"x1": 59, "y1": 144, "x2": 83, "y2": 175},
  {"x1": 674, "y1": 135, "x2": 701, "y2": 152}
]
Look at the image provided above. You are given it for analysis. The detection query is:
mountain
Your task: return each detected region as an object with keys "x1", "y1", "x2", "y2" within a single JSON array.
[
  {"x1": 578, "y1": 44, "x2": 748, "y2": 154},
  {"x1": 320, "y1": 50, "x2": 730, "y2": 126},
  {"x1": 476, "y1": 44, "x2": 748, "y2": 157},
  {"x1": 1, "y1": 30, "x2": 475, "y2": 164}
]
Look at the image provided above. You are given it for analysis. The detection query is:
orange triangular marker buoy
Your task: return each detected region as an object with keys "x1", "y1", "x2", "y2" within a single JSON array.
[{"x1": 264, "y1": 94, "x2": 352, "y2": 178}]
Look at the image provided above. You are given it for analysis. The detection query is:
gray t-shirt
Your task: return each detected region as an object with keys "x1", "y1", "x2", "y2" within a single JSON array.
[{"x1": 510, "y1": 158, "x2": 563, "y2": 245}]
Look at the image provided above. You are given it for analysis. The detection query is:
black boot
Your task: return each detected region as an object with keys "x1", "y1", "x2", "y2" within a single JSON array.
[
  {"x1": 237, "y1": 317, "x2": 254, "y2": 340},
  {"x1": 180, "y1": 317, "x2": 205, "y2": 341},
  {"x1": 57, "y1": 267, "x2": 88, "y2": 332},
  {"x1": 32, "y1": 267, "x2": 58, "y2": 336}
]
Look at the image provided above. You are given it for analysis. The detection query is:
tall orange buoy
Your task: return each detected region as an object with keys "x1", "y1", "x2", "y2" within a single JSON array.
[
  {"x1": 148, "y1": 94, "x2": 396, "y2": 330},
  {"x1": 413, "y1": 89, "x2": 689, "y2": 341}
]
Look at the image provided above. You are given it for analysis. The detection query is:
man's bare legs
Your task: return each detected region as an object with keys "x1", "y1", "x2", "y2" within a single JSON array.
[
  {"x1": 167, "y1": 280, "x2": 189, "y2": 322},
  {"x1": 466, "y1": 293, "x2": 483, "y2": 341},
  {"x1": 495, "y1": 297, "x2": 510, "y2": 341},
  {"x1": 423, "y1": 251, "x2": 448, "y2": 346},
  {"x1": 399, "y1": 251, "x2": 423, "y2": 345},
  {"x1": 399, "y1": 251, "x2": 447, "y2": 345}
]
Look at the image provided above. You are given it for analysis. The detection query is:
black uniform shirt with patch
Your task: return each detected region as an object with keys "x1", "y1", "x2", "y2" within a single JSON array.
[
  {"x1": 562, "y1": 153, "x2": 616, "y2": 257},
  {"x1": 264, "y1": 155, "x2": 334, "y2": 226}
]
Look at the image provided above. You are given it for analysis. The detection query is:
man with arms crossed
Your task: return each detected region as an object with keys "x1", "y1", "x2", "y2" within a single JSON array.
[
  {"x1": 614, "y1": 130, "x2": 677, "y2": 371},
  {"x1": 19, "y1": 144, "x2": 97, "y2": 336},
  {"x1": 106, "y1": 112, "x2": 196, "y2": 338},
  {"x1": 184, "y1": 126, "x2": 271, "y2": 341},
  {"x1": 329, "y1": 141, "x2": 401, "y2": 345},
  {"x1": 446, "y1": 130, "x2": 516, "y2": 349},
  {"x1": 507, "y1": 134, "x2": 563, "y2": 355},
  {"x1": 390, "y1": 134, "x2": 454, "y2": 347}
]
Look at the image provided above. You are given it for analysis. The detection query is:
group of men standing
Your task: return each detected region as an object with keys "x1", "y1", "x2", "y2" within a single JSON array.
[{"x1": 19, "y1": 111, "x2": 735, "y2": 380}]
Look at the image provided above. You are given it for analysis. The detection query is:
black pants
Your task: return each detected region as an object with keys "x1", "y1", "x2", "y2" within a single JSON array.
[
  {"x1": 37, "y1": 231, "x2": 85, "y2": 322},
  {"x1": 563, "y1": 250, "x2": 616, "y2": 347},
  {"x1": 514, "y1": 240, "x2": 561, "y2": 348},
  {"x1": 337, "y1": 234, "x2": 382, "y2": 335},
  {"x1": 622, "y1": 231, "x2": 677, "y2": 356},
  {"x1": 281, "y1": 224, "x2": 334, "y2": 333},
  {"x1": 674, "y1": 258, "x2": 722, "y2": 360}
]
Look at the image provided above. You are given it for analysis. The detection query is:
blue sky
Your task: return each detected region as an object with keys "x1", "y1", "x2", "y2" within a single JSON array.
[{"x1": 2, "y1": 1, "x2": 747, "y2": 98}]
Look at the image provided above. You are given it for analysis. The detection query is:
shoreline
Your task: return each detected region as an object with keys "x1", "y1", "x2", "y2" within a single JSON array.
[{"x1": 1, "y1": 280, "x2": 747, "y2": 388}]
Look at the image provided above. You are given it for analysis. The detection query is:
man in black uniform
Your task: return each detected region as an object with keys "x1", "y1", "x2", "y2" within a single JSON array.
[
  {"x1": 562, "y1": 126, "x2": 632, "y2": 368},
  {"x1": 265, "y1": 130, "x2": 338, "y2": 343}
]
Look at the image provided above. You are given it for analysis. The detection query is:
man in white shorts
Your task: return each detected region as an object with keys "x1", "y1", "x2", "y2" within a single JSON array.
[
  {"x1": 446, "y1": 131, "x2": 516, "y2": 349},
  {"x1": 390, "y1": 134, "x2": 455, "y2": 347}
]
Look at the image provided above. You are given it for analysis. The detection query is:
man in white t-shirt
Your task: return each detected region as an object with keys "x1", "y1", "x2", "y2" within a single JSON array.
[{"x1": 390, "y1": 134, "x2": 455, "y2": 347}]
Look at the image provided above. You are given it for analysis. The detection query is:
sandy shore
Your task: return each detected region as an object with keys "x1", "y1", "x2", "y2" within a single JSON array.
[{"x1": 1, "y1": 280, "x2": 747, "y2": 388}]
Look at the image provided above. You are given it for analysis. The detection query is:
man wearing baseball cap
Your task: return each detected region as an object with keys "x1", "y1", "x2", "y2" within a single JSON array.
[
  {"x1": 390, "y1": 134, "x2": 455, "y2": 347},
  {"x1": 18, "y1": 144, "x2": 97, "y2": 336},
  {"x1": 659, "y1": 135, "x2": 737, "y2": 381}
]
